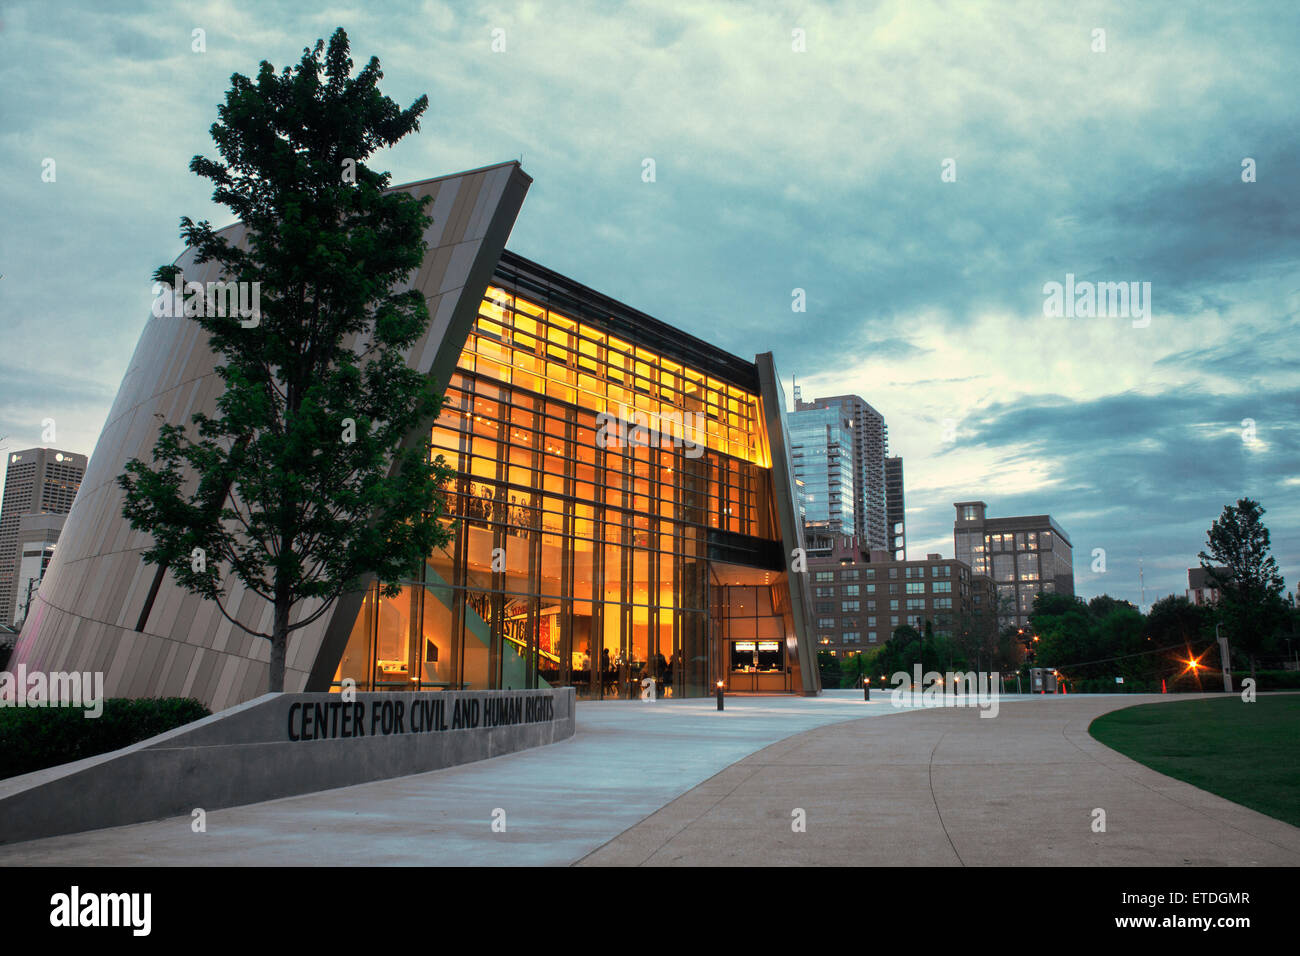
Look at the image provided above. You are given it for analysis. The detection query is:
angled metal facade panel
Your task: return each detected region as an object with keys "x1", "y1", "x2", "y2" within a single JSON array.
[{"x1": 755, "y1": 353, "x2": 820, "y2": 695}]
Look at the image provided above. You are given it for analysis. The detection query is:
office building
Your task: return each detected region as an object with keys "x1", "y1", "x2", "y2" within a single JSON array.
[
  {"x1": 787, "y1": 392, "x2": 889, "y2": 550},
  {"x1": 807, "y1": 535, "x2": 992, "y2": 654},
  {"x1": 12, "y1": 513, "x2": 66, "y2": 626},
  {"x1": 12, "y1": 162, "x2": 819, "y2": 711},
  {"x1": 1187, "y1": 567, "x2": 1230, "y2": 606},
  {"x1": 786, "y1": 399, "x2": 856, "y2": 535},
  {"x1": 953, "y1": 501, "x2": 1073, "y2": 630},
  {"x1": 0, "y1": 448, "x2": 86, "y2": 625}
]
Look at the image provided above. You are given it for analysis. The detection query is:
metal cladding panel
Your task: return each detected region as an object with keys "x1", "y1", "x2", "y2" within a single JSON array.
[
  {"x1": 754, "y1": 352, "x2": 821, "y2": 695},
  {"x1": 12, "y1": 162, "x2": 531, "y2": 712}
]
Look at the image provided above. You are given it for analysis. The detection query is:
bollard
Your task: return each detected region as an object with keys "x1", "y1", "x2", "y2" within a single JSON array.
[
  {"x1": 863, "y1": 678, "x2": 870, "y2": 701},
  {"x1": 716, "y1": 680, "x2": 725, "y2": 711}
]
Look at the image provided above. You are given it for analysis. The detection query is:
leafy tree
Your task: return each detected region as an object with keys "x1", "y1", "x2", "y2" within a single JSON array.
[
  {"x1": 1033, "y1": 592, "x2": 1083, "y2": 619},
  {"x1": 892, "y1": 624, "x2": 922, "y2": 644},
  {"x1": 1034, "y1": 593, "x2": 1149, "y2": 684},
  {"x1": 1030, "y1": 593, "x2": 1089, "y2": 670},
  {"x1": 118, "y1": 28, "x2": 452, "y2": 692},
  {"x1": 1199, "y1": 498, "x2": 1287, "y2": 681},
  {"x1": 838, "y1": 650, "x2": 861, "y2": 688},
  {"x1": 1146, "y1": 595, "x2": 1214, "y2": 680},
  {"x1": 1031, "y1": 585, "x2": 1272, "y2": 691},
  {"x1": 839, "y1": 648, "x2": 883, "y2": 688},
  {"x1": 1092, "y1": 605, "x2": 1147, "y2": 684},
  {"x1": 1146, "y1": 594, "x2": 1212, "y2": 646},
  {"x1": 1087, "y1": 594, "x2": 1136, "y2": 619},
  {"x1": 873, "y1": 624, "x2": 956, "y2": 680},
  {"x1": 954, "y1": 600, "x2": 1000, "y2": 671},
  {"x1": 866, "y1": 626, "x2": 914, "y2": 682},
  {"x1": 995, "y1": 626, "x2": 1026, "y2": 673},
  {"x1": 1281, "y1": 598, "x2": 1300, "y2": 670},
  {"x1": 817, "y1": 650, "x2": 842, "y2": 689}
]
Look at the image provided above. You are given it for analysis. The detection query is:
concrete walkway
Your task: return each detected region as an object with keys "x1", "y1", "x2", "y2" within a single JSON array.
[
  {"x1": 1, "y1": 692, "x2": 1295, "y2": 866},
  {"x1": 0, "y1": 692, "x2": 911, "y2": 866},
  {"x1": 578, "y1": 693, "x2": 1300, "y2": 866}
]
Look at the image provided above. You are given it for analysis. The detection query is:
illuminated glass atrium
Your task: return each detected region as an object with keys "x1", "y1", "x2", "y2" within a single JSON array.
[{"x1": 335, "y1": 252, "x2": 815, "y2": 698}]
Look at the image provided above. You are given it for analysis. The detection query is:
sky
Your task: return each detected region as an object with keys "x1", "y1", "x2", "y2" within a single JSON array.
[{"x1": 2, "y1": 0, "x2": 1297, "y2": 609}]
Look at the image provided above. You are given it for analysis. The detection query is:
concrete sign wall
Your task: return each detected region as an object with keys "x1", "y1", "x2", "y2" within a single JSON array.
[{"x1": 0, "y1": 687, "x2": 575, "y2": 845}]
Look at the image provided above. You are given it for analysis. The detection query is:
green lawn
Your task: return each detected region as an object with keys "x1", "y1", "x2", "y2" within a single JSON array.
[{"x1": 1089, "y1": 694, "x2": 1300, "y2": 828}]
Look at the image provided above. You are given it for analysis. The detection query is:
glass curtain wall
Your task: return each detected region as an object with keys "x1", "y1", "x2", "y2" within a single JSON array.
[{"x1": 333, "y1": 282, "x2": 780, "y2": 699}]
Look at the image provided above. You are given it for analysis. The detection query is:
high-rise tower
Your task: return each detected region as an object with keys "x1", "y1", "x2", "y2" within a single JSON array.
[
  {"x1": 0, "y1": 448, "x2": 87, "y2": 624},
  {"x1": 787, "y1": 394, "x2": 889, "y2": 550}
]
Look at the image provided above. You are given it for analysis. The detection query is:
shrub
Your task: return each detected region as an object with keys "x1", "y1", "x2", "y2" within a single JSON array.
[
  {"x1": 1252, "y1": 670, "x2": 1300, "y2": 691},
  {"x1": 817, "y1": 650, "x2": 841, "y2": 689},
  {"x1": 0, "y1": 697, "x2": 210, "y2": 780}
]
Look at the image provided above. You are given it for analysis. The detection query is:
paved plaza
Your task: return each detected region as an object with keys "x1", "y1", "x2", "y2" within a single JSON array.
[
  {"x1": 1, "y1": 692, "x2": 1296, "y2": 866},
  {"x1": 580, "y1": 693, "x2": 1300, "y2": 866}
]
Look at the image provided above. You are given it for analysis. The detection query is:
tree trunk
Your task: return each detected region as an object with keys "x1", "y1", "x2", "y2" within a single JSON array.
[{"x1": 269, "y1": 596, "x2": 290, "y2": 692}]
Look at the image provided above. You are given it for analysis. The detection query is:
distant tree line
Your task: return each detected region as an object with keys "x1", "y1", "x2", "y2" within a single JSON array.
[
  {"x1": 819, "y1": 613, "x2": 1025, "y2": 690},
  {"x1": 1034, "y1": 498, "x2": 1297, "y2": 690},
  {"x1": 816, "y1": 498, "x2": 1298, "y2": 693}
]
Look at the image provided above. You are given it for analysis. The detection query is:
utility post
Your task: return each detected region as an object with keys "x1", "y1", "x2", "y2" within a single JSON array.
[{"x1": 1216, "y1": 622, "x2": 1233, "y2": 693}]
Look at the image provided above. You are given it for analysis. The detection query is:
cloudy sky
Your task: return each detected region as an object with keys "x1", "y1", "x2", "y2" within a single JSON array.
[{"x1": 2, "y1": 0, "x2": 1297, "y2": 608}]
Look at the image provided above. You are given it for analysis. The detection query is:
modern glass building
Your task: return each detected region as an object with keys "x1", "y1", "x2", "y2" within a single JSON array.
[
  {"x1": 787, "y1": 393, "x2": 890, "y2": 550},
  {"x1": 334, "y1": 252, "x2": 816, "y2": 699},
  {"x1": 786, "y1": 404, "x2": 856, "y2": 535},
  {"x1": 14, "y1": 163, "x2": 819, "y2": 711}
]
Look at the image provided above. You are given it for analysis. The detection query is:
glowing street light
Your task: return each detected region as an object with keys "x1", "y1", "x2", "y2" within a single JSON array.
[{"x1": 1181, "y1": 651, "x2": 1207, "y2": 677}]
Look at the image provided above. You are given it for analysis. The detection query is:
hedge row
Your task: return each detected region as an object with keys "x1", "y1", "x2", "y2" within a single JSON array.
[
  {"x1": 0, "y1": 697, "x2": 210, "y2": 781},
  {"x1": 1062, "y1": 671, "x2": 1300, "y2": 694},
  {"x1": 1242, "y1": 670, "x2": 1300, "y2": 690}
]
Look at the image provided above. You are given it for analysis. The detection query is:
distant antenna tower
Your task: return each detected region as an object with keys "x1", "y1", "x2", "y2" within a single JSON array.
[{"x1": 1139, "y1": 555, "x2": 1146, "y2": 613}]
